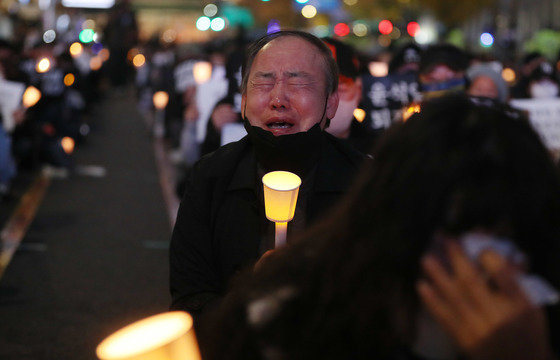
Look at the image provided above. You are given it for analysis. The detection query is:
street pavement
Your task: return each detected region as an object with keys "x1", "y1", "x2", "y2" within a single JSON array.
[{"x1": 0, "y1": 90, "x2": 173, "y2": 359}]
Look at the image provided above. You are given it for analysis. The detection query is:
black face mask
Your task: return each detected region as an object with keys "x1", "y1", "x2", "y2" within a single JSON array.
[{"x1": 243, "y1": 121, "x2": 323, "y2": 178}]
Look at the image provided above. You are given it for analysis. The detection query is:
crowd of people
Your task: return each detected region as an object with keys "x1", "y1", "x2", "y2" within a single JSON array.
[
  {"x1": 0, "y1": 2, "x2": 136, "y2": 198},
  {"x1": 1, "y1": 7, "x2": 560, "y2": 359}
]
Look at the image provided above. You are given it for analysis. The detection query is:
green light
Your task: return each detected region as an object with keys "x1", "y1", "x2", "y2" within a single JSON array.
[{"x1": 79, "y1": 29, "x2": 95, "y2": 43}]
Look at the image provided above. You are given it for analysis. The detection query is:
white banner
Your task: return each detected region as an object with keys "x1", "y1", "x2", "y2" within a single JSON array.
[{"x1": 510, "y1": 98, "x2": 560, "y2": 150}]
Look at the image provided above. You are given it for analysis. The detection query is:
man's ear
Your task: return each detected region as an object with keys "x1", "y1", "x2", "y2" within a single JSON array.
[{"x1": 325, "y1": 91, "x2": 339, "y2": 121}]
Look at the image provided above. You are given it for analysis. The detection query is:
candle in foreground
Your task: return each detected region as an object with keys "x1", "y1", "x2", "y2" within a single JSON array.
[{"x1": 96, "y1": 311, "x2": 201, "y2": 360}]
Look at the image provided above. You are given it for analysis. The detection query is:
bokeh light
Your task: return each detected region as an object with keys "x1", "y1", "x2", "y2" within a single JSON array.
[
  {"x1": 390, "y1": 27, "x2": 401, "y2": 39},
  {"x1": 334, "y1": 23, "x2": 350, "y2": 37},
  {"x1": 61, "y1": 137, "x2": 75, "y2": 154},
  {"x1": 203, "y1": 4, "x2": 218, "y2": 17},
  {"x1": 378, "y1": 35, "x2": 391, "y2": 47},
  {"x1": 36, "y1": 58, "x2": 51, "y2": 73},
  {"x1": 153, "y1": 91, "x2": 169, "y2": 110},
  {"x1": 210, "y1": 17, "x2": 226, "y2": 31},
  {"x1": 368, "y1": 61, "x2": 389, "y2": 77},
  {"x1": 378, "y1": 20, "x2": 393, "y2": 35},
  {"x1": 193, "y1": 61, "x2": 213, "y2": 84},
  {"x1": 99, "y1": 48, "x2": 110, "y2": 62},
  {"x1": 79, "y1": 29, "x2": 95, "y2": 43},
  {"x1": 267, "y1": 20, "x2": 281, "y2": 34},
  {"x1": 64, "y1": 73, "x2": 75, "y2": 86},
  {"x1": 480, "y1": 32, "x2": 494, "y2": 47},
  {"x1": 502, "y1": 67, "x2": 516, "y2": 83},
  {"x1": 90, "y1": 56, "x2": 102, "y2": 71},
  {"x1": 132, "y1": 54, "x2": 146, "y2": 68},
  {"x1": 127, "y1": 48, "x2": 139, "y2": 62},
  {"x1": 353, "y1": 23, "x2": 368, "y2": 37},
  {"x1": 69, "y1": 42, "x2": 83, "y2": 57},
  {"x1": 82, "y1": 19, "x2": 95, "y2": 29},
  {"x1": 22, "y1": 86, "x2": 41, "y2": 108},
  {"x1": 301, "y1": 5, "x2": 317, "y2": 18},
  {"x1": 296, "y1": 0, "x2": 309, "y2": 3},
  {"x1": 343, "y1": 0, "x2": 358, "y2": 4},
  {"x1": 312, "y1": 25, "x2": 330, "y2": 38},
  {"x1": 407, "y1": 21, "x2": 420, "y2": 37},
  {"x1": 162, "y1": 29, "x2": 177, "y2": 43},
  {"x1": 353, "y1": 108, "x2": 366, "y2": 123},
  {"x1": 43, "y1": 29, "x2": 56, "y2": 43},
  {"x1": 196, "y1": 16, "x2": 211, "y2": 31}
]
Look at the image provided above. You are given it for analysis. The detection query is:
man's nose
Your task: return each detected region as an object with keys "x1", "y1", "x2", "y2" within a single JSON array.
[{"x1": 269, "y1": 81, "x2": 289, "y2": 109}]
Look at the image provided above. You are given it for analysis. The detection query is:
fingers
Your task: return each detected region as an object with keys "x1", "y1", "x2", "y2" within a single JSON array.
[{"x1": 479, "y1": 250, "x2": 527, "y2": 301}]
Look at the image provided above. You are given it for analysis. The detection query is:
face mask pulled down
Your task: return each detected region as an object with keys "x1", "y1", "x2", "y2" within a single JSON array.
[{"x1": 244, "y1": 121, "x2": 323, "y2": 179}]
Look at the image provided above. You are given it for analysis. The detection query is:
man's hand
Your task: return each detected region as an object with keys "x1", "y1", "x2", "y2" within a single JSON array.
[
  {"x1": 417, "y1": 241, "x2": 553, "y2": 360},
  {"x1": 210, "y1": 104, "x2": 238, "y2": 130}
]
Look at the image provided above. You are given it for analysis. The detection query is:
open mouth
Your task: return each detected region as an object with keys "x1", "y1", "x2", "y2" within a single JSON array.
[{"x1": 266, "y1": 121, "x2": 294, "y2": 129}]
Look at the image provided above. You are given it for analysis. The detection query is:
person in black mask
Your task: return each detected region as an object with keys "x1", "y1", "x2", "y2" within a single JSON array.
[{"x1": 169, "y1": 30, "x2": 364, "y2": 321}]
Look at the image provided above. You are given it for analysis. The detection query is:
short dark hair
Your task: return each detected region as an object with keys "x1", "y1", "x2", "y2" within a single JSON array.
[{"x1": 240, "y1": 30, "x2": 338, "y2": 96}]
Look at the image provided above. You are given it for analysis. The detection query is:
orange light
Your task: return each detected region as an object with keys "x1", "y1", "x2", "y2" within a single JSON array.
[
  {"x1": 403, "y1": 103, "x2": 421, "y2": 122},
  {"x1": 36, "y1": 58, "x2": 51, "y2": 73},
  {"x1": 22, "y1": 86, "x2": 41, "y2": 108},
  {"x1": 69, "y1": 42, "x2": 83, "y2": 57},
  {"x1": 61, "y1": 137, "x2": 75, "y2": 154},
  {"x1": 353, "y1": 108, "x2": 366, "y2": 123},
  {"x1": 90, "y1": 56, "x2": 102, "y2": 71},
  {"x1": 262, "y1": 171, "x2": 301, "y2": 223},
  {"x1": 193, "y1": 61, "x2": 212, "y2": 84},
  {"x1": 132, "y1": 54, "x2": 145, "y2": 68},
  {"x1": 64, "y1": 73, "x2": 75, "y2": 86},
  {"x1": 99, "y1": 48, "x2": 110, "y2": 62},
  {"x1": 96, "y1": 312, "x2": 201, "y2": 360},
  {"x1": 153, "y1": 91, "x2": 169, "y2": 110},
  {"x1": 502, "y1": 67, "x2": 516, "y2": 83}
]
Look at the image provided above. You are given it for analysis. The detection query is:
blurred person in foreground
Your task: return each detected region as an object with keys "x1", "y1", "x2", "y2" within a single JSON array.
[
  {"x1": 322, "y1": 37, "x2": 378, "y2": 154},
  {"x1": 169, "y1": 30, "x2": 364, "y2": 319},
  {"x1": 202, "y1": 94, "x2": 560, "y2": 360}
]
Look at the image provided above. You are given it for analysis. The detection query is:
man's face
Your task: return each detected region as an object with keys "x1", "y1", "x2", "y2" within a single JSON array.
[{"x1": 241, "y1": 36, "x2": 339, "y2": 136}]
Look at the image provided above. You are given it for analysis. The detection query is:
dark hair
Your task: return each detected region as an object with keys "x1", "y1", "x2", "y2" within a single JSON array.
[
  {"x1": 419, "y1": 43, "x2": 470, "y2": 74},
  {"x1": 202, "y1": 94, "x2": 560, "y2": 359},
  {"x1": 240, "y1": 30, "x2": 339, "y2": 96},
  {"x1": 321, "y1": 37, "x2": 360, "y2": 79}
]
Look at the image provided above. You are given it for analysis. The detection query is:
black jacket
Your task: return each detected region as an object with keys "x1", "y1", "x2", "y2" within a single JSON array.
[{"x1": 169, "y1": 132, "x2": 364, "y2": 317}]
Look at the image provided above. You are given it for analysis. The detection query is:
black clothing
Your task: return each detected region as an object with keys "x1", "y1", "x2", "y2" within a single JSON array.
[{"x1": 169, "y1": 132, "x2": 364, "y2": 317}]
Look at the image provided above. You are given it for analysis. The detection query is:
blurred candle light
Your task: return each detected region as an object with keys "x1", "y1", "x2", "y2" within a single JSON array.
[
  {"x1": 96, "y1": 311, "x2": 201, "y2": 360},
  {"x1": 61, "y1": 137, "x2": 75, "y2": 154},
  {"x1": 22, "y1": 86, "x2": 42, "y2": 108},
  {"x1": 262, "y1": 171, "x2": 301, "y2": 247},
  {"x1": 36, "y1": 58, "x2": 51, "y2": 73},
  {"x1": 153, "y1": 91, "x2": 169, "y2": 110},
  {"x1": 368, "y1": 61, "x2": 388, "y2": 77},
  {"x1": 193, "y1": 61, "x2": 212, "y2": 84},
  {"x1": 353, "y1": 108, "x2": 366, "y2": 123}
]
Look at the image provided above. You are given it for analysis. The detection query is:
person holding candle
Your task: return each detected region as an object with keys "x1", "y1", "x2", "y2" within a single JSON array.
[
  {"x1": 169, "y1": 31, "x2": 365, "y2": 320},
  {"x1": 201, "y1": 94, "x2": 560, "y2": 360}
]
